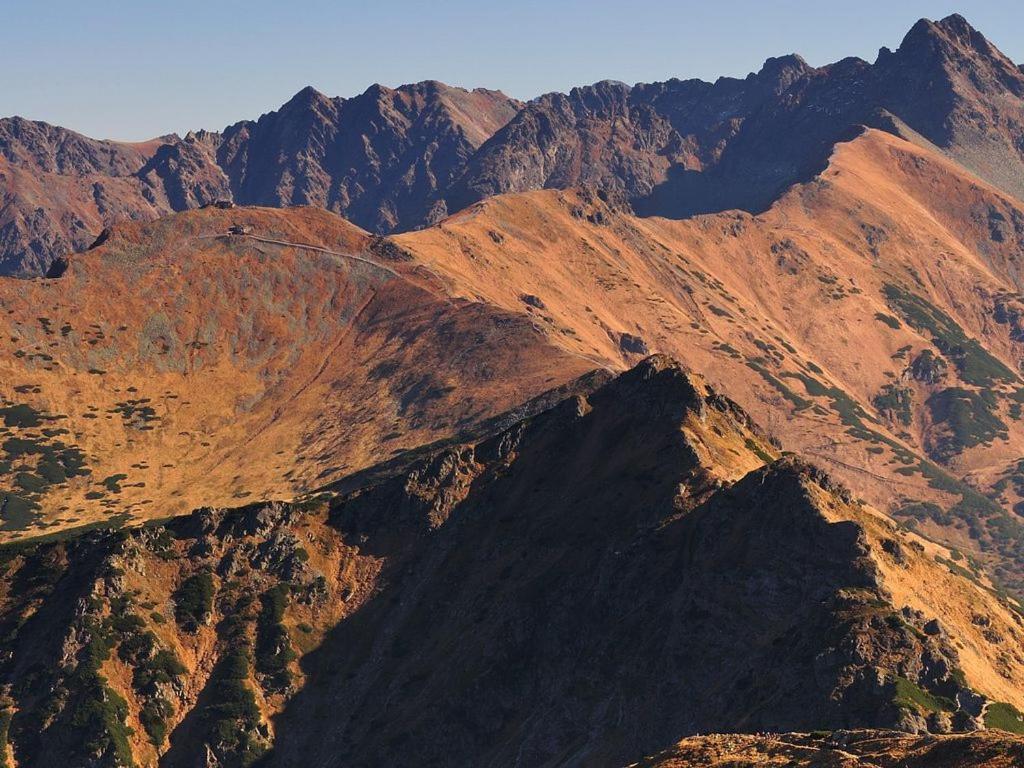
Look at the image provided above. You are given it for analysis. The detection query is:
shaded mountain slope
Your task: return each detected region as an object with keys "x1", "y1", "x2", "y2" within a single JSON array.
[
  {"x1": 267, "y1": 358, "x2": 1024, "y2": 767},
  {"x1": 399, "y1": 127, "x2": 1024, "y2": 592},
  {"x1": 9, "y1": 124, "x2": 1024, "y2": 593},
  {"x1": 2, "y1": 358, "x2": 1023, "y2": 767},
  {"x1": 0, "y1": 205, "x2": 592, "y2": 539}
]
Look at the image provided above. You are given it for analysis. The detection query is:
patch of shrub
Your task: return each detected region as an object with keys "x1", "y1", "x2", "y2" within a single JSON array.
[
  {"x1": 0, "y1": 405, "x2": 44, "y2": 428},
  {"x1": 926, "y1": 387, "x2": 1007, "y2": 461},
  {"x1": 874, "y1": 312, "x2": 901, "y2": 330},
  {"x1": 884, "y1": 284, "x2": 1017, "y2": 387},
  {"x1": 175, "y1": 572, "x2": 215, "y2": 632},
  {"x1": 0, "y1": 706, "x2": 11, "y2": 768},
  {"x1": 64, "y1": 621, "x2": 136, "y2": 767},
  {"x1": 101, "y1": 474, "x2": 129, "y2": 493},
  {"x1": 872, "y1": 384, "x2": 913, "y2": 426},
  {"x1": 105, "y1": 601, "x2": 185, "y2": 748},
  {"x1": 745, "y1": 358, "x2": 812, "y2": 410},
  {"x1": 985, "y1": 702, "x2": 1024, "y2": 734},
  {"x1": 892, "y1": 676, "x2": 954, "y2": 714},
  {"x1": 139, "y1": 698, "x2": 172, "y2": 746},
  {"x1": 203, "y1": 648, "x2": 266, "y2": 765},
  {"x1": 256, "y1": 585, "x2": 296, "y2": 692}
]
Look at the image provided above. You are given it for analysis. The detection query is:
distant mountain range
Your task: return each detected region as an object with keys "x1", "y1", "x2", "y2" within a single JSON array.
[
  {"x1": 6, "y1": 13, "x2": 1024, "y2": 767},
  {"x1": 4, "y1": 14, "x2": 1024, "y2": 276}
]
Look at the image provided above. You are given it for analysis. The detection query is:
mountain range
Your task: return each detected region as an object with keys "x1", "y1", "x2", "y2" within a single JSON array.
[
  {"x1": 5, "y1": 11, "x2": 1024, "y2": 767},
  {"x1": 6, "y1": 14, "x2": 1024, "y2": 277}
]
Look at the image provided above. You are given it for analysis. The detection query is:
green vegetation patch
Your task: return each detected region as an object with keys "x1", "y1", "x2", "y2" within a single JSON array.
[
  {"x1": 102, "y1": 596, "x2": 187, "y2": 747},
  {"x1": 0, "y1": 706, "x2": 10, "y2": 768},
  {"x1": 874, "y1": 312, "x2": 901, "y2": 330},
  {"x1": 255, "y1": 584, "x2": 296, "y2": 692},
  {"x1": 892, "y1": 676, "x2": 955, "y2": 715},
  {"x1": 898, "y1": 501, "x2": 946, "y2": 523},
  {"x1": 204, "y1": 649, "x2": 265, "y2": 764},
  {"x1": 0, "y1": 404, "x2": 44, "y2": 429},
  {"x1": 109, "y1": 400, "x2": 160, "y2": 430},
  {"x1": 985, "y1": 702, "x2": 1024, "y2": 734},
  {"x1": 745, "y1": 358, "x2": 812, "y2": 410},
  {"x1": 0, "y1": 493, "x2": 41, "y2": 532},
  {"x1": 175, "y1": 572, "x2": 215, "y2": 632},
  {"x1": 0, "y1": 404, "x2": 90, "y2": 531},
  {"x1": 780, "y1": 370, "x2": 878, "y2": 436},
  {"x1": 873, "y1": 384, "x2": 913, "y2": 426},
  {"x1": 63, "y1": 619, "x2": 136, "y2": 767},
  {"x1": 936, "y1": 555, "x2": 983, "y2": 586},
  {"x1": 14, "y1": 473, "x2": 46, "y2": 494},
  {"x1": 744, "y1": 438, "x2": 775, "y2": 465},
  {"x1": 884, "y1": 284, "x2": 1017, "y2": 387},
  {"x1": 101, "y1": 474, "x2": 129, "y2": 494},
  {"x1": 926, "y1": 387, "x2": 1008, "y2": 461},
  {"x1": 201, "y1": 593, "x2": 267, "y2": 765}
]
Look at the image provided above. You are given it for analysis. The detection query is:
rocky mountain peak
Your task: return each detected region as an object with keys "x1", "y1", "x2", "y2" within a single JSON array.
[
  {"x1": 357, "y1": 81, "x2": 393, "y2": 101},
  {"x1": 566, "y1": 79, "x2": 634, "y2": 116},
  {"x1": 275, "y1": 84, "x2": 340, "y2": 124},
  {"x1": 597, "y1": 353, "x2": 700, "y2": 405},
  {"x1": 282, "y1": 84, "x2": 333, "y2": 107},
  {"x1": 896, "y1": 13, "x2": 1023, "y2": 80},
  {"x1": 756, "y1": 53, "x2": 813, "y2": 82}
]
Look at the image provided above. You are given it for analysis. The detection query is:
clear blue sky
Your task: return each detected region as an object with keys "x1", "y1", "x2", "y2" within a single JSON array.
[{"x1": 3, "y1": 1, "x2": 1023, "y2": 141}]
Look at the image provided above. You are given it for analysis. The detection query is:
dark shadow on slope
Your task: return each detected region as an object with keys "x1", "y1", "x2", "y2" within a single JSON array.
[
  {"x1": 631, "y1": 124, "x2": 867, "y2": 220},
  {"x1": 0, "y1": 535, "x2": 117, "y2": 766},
  {"x1": 252, "y1": 361, "x2": 907, "y2": 768}
]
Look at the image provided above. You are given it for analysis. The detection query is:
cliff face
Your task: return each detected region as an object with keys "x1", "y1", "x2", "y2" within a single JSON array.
[
  {"x1": 216, "y1": 82, "x2": 521, "y2": 233},
  {"x1": 2, "y1": 358, "x2": 1022, "y2": 767}
]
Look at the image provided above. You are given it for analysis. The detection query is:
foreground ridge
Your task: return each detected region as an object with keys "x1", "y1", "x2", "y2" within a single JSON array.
[
  {"x1": 631, "y1": 729, "x2": 1024, "y2": 767},
  {"x1": 1, "y1": 357, "x2": 1023, "y2": 766}
]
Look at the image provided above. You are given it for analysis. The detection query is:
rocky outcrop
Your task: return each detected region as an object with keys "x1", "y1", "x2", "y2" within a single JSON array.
[
  {"x1": 637, "y1": 729, "x2": 1024, "y2": 767},
  {"x1": 136, "y1": 131, "x2": 231, "y2": 210}
]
